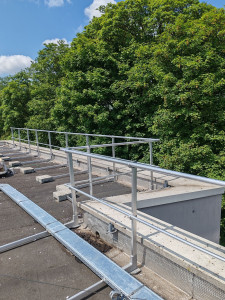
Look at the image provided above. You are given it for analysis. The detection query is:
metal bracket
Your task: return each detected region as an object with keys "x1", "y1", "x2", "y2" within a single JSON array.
[
  {"x1": 107, "y1": 223, "x2": 117, "y2": 234},
  {"x1": 110, "y1": 291, "x2": 126, "y2": 300}
]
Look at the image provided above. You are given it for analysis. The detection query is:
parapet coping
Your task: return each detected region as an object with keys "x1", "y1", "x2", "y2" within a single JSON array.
[
  {"x1": 79, "y1": 199, "x2": 225, "y2": 292},
  {"x1": 106, "y1": 186, "x2": 225, "y2": 208}
]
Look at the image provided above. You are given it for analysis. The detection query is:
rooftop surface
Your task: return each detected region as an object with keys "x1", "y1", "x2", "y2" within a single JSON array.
[
  {"x1": 1, "y1": 141, "x2": 225, "y2": 300},
  {"x1": 0, "y1": 143, "x2": 194, "y2": 300},
  {"x1": 0, "y1": 144, "x2": 131, "y2": 300}
]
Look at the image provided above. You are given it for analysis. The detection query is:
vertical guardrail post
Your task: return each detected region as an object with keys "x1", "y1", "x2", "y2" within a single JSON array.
[
  {"x1": 112, "y1": 137, "x2": 116, "y2": 181},
  {"x1": 18, "y1": 129, "x2": 21, "y2": 150},
  {"x1": 149, "y1": 141, "x2": 154, "y2": 190},
  {"x1": 35, "y1": 130, "x2": 39, "y2": 156},
  {"x1": 27, "y1": 129, "x2": 31, "y2": 153},
  {"x1": 65, "y1": 133, "x2": 69, "y2": 167},
  {"x1": 130, "y1": 166, "x2": 138, "y2": 271},
  {"x1": 67, "y1": 152, "x2": 79, "y2": 227},
  {"x1": 11, "y1": 127, "x2": 15, "y2": 148},
  {"x1": 65, "y1": 133, "x2": 68, "y2": 148},
  {"x1": 86, "y1": 135, "x2": 93, "y2": 196},
  {"x1": 48, "y1": 131, "x2": 52, "y2": 158}
]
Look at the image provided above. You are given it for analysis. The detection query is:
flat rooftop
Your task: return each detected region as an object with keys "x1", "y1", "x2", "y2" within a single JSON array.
[
  {"x1": 0, "y1": 144, "x2": 182, "y2": 300},
  {"x1": 1, "y1": 141, "x2": 225, "y2": 300},
  {"x1": 0, "y1": 147, "x2": 117, "y2": 299}
]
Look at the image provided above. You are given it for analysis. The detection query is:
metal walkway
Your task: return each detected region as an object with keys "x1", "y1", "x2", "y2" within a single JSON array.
[{"x1": 0, "y1": 184, "x2": 162, "y2": 300}]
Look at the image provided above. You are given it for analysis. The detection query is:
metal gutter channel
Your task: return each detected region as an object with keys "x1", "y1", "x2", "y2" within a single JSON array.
[{"x1": 0, "y1": 184, "x2": 162, "y2": 300}]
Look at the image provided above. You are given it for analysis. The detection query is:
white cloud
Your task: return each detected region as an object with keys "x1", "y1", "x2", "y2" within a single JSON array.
[
  {"x1": 75, "y1": 25, "x2": 84, "y2": 34},
  {"x1": 44, "y1": 0, "x2": 71, "y2": 8},
  {"x1": 42, "y1": 38, "x2": 70, "y2": 45},
  {"x1": 0, "y1": 55, "x2": 33, "y2": 76},
  {"x1": 85, "y1": 0, "x2": 116, "y2": 20}
]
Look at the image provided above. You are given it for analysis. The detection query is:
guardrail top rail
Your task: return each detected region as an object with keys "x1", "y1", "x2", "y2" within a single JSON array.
[
  {"x1": 10, "y1": 127, "x2": 160, "y2": 142},
  {"x1": 63, "y1": 148, "x2": 225, "y2": 187},
  {"x1": 63, "y1": 147, "x2": 225, "y2": 271}
]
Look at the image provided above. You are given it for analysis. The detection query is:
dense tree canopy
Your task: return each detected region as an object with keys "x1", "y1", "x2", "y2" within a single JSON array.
[
  {"x1": 0, "y1": 0, "x2": 225, "y2": 239},
  {"x1": 0, "y1": 71, "x2": 30, "y2": 136},
  {"x1": 27, "y1": 41, "x2": 69, "y2": 130}
]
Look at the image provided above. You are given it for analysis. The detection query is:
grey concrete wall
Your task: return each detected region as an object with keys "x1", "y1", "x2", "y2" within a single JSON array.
[{"x1": 139, "y1": 195, "x2": 222, "y2": 244}]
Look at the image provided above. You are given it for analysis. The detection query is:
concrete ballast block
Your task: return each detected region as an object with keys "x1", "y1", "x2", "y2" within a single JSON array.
[
  {"x1": 36, "y1": 175, "x2": 54, "y2": 184},
  {"x1": 56, "y1": 184, "x2": 70, "y2": 192},
  {"x1": 9, "y1": 161, "x2": 22, "y2": 167},
  {"x1": 53, "y1": 190, "x2": 72, "y2": 202},
  {"x1": 20, "y1": 167, "x2": 35, "y2": 174},
  {"x1": 54, "y1": 184, "x2": 72, "y2": 202}
]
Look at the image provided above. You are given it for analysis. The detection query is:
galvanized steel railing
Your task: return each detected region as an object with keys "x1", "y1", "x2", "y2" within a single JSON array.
[
  {"x1": 10, "y1": 127, "x2": 160, "y2": 189},
  {"x1": 8, "y1": 128, "x2": 225, "y2": 271},
  {"x1": 63, "y1": 148, "x2": 225, "y2": 272},
  {"x1": 10, "y1": 127, "x2": 159, "y2": 160}
]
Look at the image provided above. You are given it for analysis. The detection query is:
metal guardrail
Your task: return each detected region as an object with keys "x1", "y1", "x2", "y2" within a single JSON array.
[
  {"x1": 64, "y1": 149, "x2": 225, "y2": 187},
  {"x1": 10, "y1": 127, "x2": 160, "y2": 190},
  {"x1": 63, "y1": 148, "x2": 225, "y2": 272},
  {"x1": 9, "y1": 127, "x2": 225, "y2": 265},
  {"x1": 10, "y1": 127, "x2": 159, "y2": 142}
]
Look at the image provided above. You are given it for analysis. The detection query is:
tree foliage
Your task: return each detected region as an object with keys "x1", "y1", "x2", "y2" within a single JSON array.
[
  {"x1": 27, "y1": 41, "x2": 69, "y2": 130},
  {"x1": 0, "y1": 71, "x2": 30, "y2": 136}
]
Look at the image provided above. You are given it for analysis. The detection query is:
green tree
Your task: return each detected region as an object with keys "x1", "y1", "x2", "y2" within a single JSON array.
[
  {"x1": 150, "y1": 3, "x2": 225, "y2": 178},
  {"x1": 0, "y1": 71, "x2": 31, "y2": 135},
  {"x1": 27, "y1": 41, "x2": 69, "y2": 131},
  {"x1": 53, "y1": 0, "x2": 225, "y2": 163}
]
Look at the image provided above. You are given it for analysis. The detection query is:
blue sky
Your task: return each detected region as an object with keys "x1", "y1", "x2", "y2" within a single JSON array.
[{"x1": 0, "y1": 0, "x2": 224, "y2": 76}]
